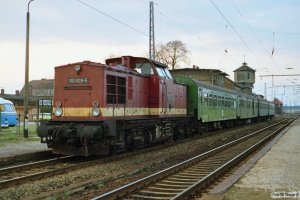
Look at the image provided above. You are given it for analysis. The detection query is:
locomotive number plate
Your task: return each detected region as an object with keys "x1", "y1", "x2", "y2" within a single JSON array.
[{"x1": 68, "y1": 77, "x2": 89, "y2": 84}]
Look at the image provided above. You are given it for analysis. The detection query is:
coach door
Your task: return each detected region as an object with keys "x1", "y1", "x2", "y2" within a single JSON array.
[{"x1": 198, "y1": 88, "x2": 203, "y2": 118}]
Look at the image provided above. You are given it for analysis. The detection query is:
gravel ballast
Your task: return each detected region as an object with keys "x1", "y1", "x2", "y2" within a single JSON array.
[{"x1": 0, "y1": 119, "x2": 283, "y2": 200}]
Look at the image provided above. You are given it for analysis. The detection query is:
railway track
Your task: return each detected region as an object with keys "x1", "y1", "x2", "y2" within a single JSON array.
[
  {"x1": 0, "y1": 117, "x2": 290, "y2": 197},
  {"x1": 91, "y1": 117, "x2": 295, "y2": 200},
  {"x1": 0, "y1": 155, "x2": 86, "y2": 189},
  {"x1": 0, "y1": 120, "x2": 267, "y2": 191}
]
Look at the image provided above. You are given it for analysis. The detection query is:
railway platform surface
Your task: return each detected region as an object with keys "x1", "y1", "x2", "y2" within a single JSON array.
[
  {"x1": 200, "y1": 117, "x2": 300, "y2": 200},
  {"x1": 0, "y1": 140, "x2": 50, "y2": 164}
]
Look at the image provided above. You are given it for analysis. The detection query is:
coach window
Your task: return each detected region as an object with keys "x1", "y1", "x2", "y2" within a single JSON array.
[
  {"x1": 224, "y1": 97, "x2": 227, "y2": 107},
  {"x1": 208, "y1": 94, "x2": 213, "y2": 106},
  {"x1": 204, "y1": 93, "x2": 208, "y2": 105},
  {"x1": 213, "y1": 95, "x2": 217, "y2": 106},
  {"x1": 218, "y1": 96, "x2": 222, "y2": 107},
  {"x1": 221, "y1": 97, "x2": 224, "y2": 107}
]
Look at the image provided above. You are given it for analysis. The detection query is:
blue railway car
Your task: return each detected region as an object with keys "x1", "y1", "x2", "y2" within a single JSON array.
[{"x1": 0, "y1": 98, "x2": 18, "y2": 128}]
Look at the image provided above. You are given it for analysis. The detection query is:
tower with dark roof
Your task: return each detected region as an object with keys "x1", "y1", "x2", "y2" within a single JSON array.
[{"x1": 234, "y1": 62, "x2": 255, "y2": 94}]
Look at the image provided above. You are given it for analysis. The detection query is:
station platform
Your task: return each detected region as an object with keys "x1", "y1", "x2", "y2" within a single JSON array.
[
  {"x1": 0, "y1": 141, "x2": 50, "y2": 165},
  {"x1": 201, "y1": 116, "x2": 300, "y2": 200}
]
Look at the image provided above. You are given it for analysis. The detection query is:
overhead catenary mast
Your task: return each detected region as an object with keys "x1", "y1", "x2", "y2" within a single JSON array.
[{"x1": 149, "y1": 1, "x2": 155, "y2": 61}]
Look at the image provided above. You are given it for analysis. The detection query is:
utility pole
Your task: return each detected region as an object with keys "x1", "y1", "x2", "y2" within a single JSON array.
[
  {"x1": 264, "y1": 82, "x2": 267, "y2": 100},
  {"x1": 0, "y1": 107, "x2": 1, "y2": 132},
  {"x1": 260, "y1": 74, "x2": 300, "y2": 101},
  {"x1": 149, "y1": 1, "x2": 155, "y2": 61},
  {"x1": 24, "y1": 0, "x2": 34, "y2": 138}
]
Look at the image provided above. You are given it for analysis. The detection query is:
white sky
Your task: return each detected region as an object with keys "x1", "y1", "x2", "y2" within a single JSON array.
[{"x1": 0, "y1": 0, "x2": 299, "y2": 105}]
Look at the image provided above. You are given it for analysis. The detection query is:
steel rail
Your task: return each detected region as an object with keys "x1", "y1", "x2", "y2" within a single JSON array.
[
  {"x1": 0, "y1": 155, "x2": 100, "y2": 189},
  {"x1": 91, "y1": 118, "x2": 294, "y2": 200},
  {"x1": 172, "y1": 120, "x2": 292, "y2": 199},
  {"x1": 0, "y1": 126, "x2": 224, "y2": 190},
  {"x1": 0, "y1": 156, "x2": 73, "y2": 176}
]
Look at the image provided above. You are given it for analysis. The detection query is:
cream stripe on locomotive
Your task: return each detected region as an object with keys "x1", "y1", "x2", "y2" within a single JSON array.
[{"x1": 57, "y1": 107, "x2": 187, "y2": 117}]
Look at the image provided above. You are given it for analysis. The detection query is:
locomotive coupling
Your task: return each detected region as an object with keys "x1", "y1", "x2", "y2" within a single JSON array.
[{"x1": 37, "y1": 125, "x2": 50, "y2": 138}]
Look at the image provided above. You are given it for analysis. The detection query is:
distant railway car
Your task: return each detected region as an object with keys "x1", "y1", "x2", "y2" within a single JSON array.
[
  {"x1": 268, "y1": 102, "x2": 275, "y2": 116},
  {"x1": 258, "y1": 99, "x2": 269, "y2": 118},
  {"x1": 38, "y1": 56, "x2": 188, "y2": 156},
  {"x1": 0, "y1": 97, "x2": 18, "y2": 128},
  {"x1": 237, "y1": 95, "x2": 258, "y2": 121}
]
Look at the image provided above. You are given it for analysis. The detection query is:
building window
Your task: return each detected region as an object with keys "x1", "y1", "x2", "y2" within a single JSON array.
[
  {"x1": 247, "y1": 73, "x2": 250, "y2": 79},
  {"x1": 107, "y1": 75, "x2": 126, "y2": 104}
]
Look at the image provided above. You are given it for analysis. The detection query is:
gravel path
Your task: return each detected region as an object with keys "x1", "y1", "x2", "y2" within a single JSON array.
[
  {"x1": 0, "y1": 141, "x2": 48, "y2": 159},
  {"x1": 233, "y1": 118, "x2": 300, "y2": 191},
  {"x1": 224, "y1": 117, "x2": 300, "y2": 200}
]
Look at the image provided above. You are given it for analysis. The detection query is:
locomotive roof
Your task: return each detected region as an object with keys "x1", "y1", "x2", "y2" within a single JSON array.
[
  {"x1": 105, "y1": 56, "x2": 169, "y2": 70},
  {"x1": 54, "y1": 60, "x2": 105, "y2": 69}
]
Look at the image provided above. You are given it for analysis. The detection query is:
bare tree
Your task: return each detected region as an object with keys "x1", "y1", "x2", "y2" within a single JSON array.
[{"x1": 155, "y1": 40, "x2": 188, "y2": 70}]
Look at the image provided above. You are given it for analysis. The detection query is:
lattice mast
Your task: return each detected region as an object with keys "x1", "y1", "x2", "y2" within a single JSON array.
[{"x1": 149, "y1": 1, "x2": 155, "y2": 61}]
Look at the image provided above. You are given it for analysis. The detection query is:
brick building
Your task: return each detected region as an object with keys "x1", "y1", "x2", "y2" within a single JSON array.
[{"x1": 0, "y1": 79, "x2": 54, "y2": 121}]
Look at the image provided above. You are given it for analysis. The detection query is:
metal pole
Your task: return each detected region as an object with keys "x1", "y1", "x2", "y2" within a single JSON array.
[
  {"x1": 24, "y1": 0, "x2": 34, "y2": 138},
  {"x1": 272, "y1": 75, "x2": 274, "y2": 101},
  {"x1": 0, "y1": 107, "x2": 2, "y2": 132},
  {"x1": 264, "y1": 82, "x2": 267, "y2": 100},
  {"x1": 149, "y1": 1, "x2": 155, "y2": 61}
]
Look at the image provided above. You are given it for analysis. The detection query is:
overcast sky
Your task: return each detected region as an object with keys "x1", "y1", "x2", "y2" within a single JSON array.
[{"x1": 0, "y1": 0, "x2": 299, "y2": 104}]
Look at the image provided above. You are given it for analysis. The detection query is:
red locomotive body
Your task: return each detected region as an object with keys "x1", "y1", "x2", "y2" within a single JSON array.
[{"x1": 38, "y1": 56, "x2": 188, "y2": 156}]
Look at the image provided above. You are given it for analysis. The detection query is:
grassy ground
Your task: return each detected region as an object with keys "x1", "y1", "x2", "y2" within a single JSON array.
[{"x1": 0, "y1": 123, "x2": 40, "y2": 147}]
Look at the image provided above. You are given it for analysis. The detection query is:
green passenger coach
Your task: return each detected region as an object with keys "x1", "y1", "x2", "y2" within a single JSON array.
[{"x1": 175, "y1": 77, "x2": 238, "y2": 126}]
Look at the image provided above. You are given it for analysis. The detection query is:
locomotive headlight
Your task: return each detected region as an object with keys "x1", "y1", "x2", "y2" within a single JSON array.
[
  {"x1": 55, "y1": 101, "x2": 62, "y2": 107},
  {"x1": 54, "y1": 107, "x2": 63, "y2": 116},
  {"x1": 74, "y1": 65, "x2": 81, "y2": 72},
  {"x1": 92, "y1": 107, "x2": 100, "y2": 117},
  {"x1": 93, "y1": 100, "x2": 99, "y2": 107}
]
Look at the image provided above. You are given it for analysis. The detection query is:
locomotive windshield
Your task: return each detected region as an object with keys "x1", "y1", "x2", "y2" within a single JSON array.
[
  {"x1": 136, "y1": 62, "x2": 154, "y2": 75},
  {"x1": 155, "y1": 66, "x2": 173, "y2": 79},
  {"x1": 135, "y1": 58, "x2": 173, "y2": 79}
]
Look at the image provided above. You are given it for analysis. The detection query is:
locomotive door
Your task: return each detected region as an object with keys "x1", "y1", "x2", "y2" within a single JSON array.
[
  {"x1": 127, "y1": 76, "x2": 133, "y2": 116},
  {"x1": 63, "y1": 87, "x2": 91, "y2": 117},
  {"x1": 161, "y1": 80, "x2": 167, "y2": 114}
]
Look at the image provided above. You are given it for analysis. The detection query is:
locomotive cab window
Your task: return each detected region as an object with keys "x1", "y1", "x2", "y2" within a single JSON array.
[
  {"x1": 107, "y1": 75, "x2": 126, "y2": 104},
  {"x1": 155, "y1": 66, "x2": 173, "y2": 79},
  {"x1": 136, "y1": 62, "x2": 154, "y2": 75}
]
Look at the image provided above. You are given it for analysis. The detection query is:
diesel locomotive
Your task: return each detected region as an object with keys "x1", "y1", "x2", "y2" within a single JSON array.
[{"x1": 37, "y1": 56, "x2": 275, "y2": 156}]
